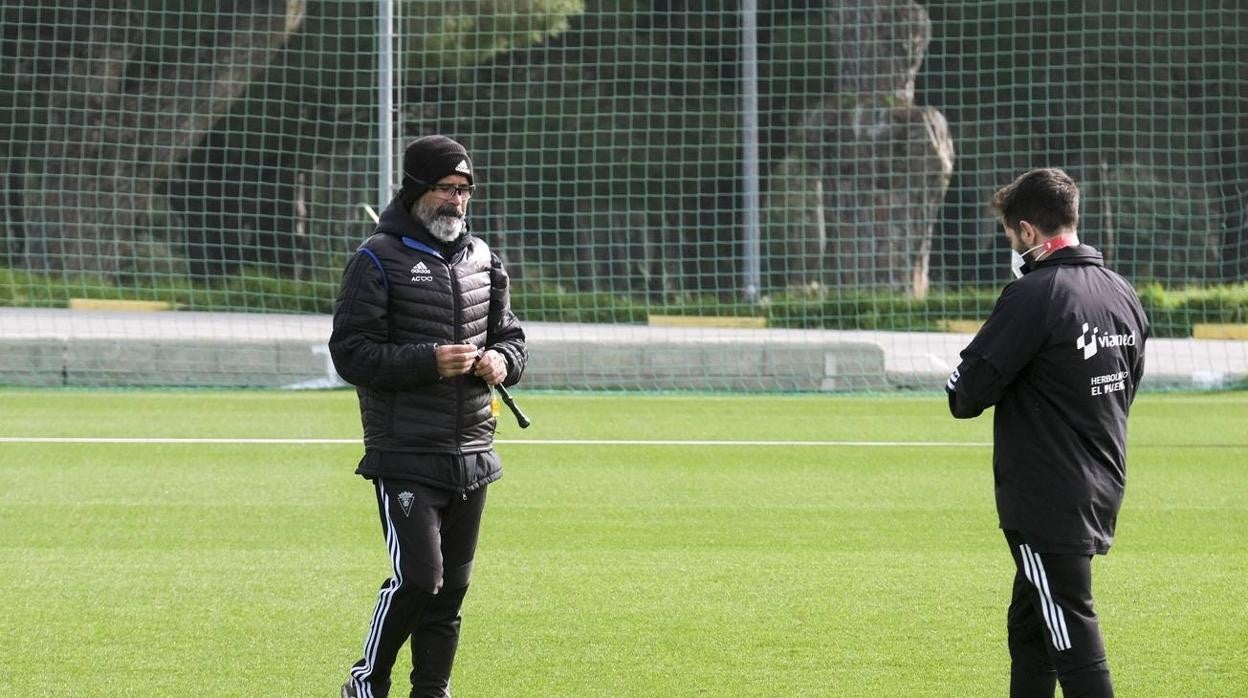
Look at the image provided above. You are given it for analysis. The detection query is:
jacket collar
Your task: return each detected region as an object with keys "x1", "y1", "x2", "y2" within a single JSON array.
[
  {"x1": 1034, "y1": 244, "x2": 1103, "y2": 267},
  {"x1": 1020, "y1": 244, "x2": 1104, "y2": 276}
]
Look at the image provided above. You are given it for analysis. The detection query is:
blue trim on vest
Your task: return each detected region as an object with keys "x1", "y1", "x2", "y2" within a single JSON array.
[
  {"x1": 356, "y1": 247, "x2": 388, "y2": 292},
  {"x1": 401, "y1": 236, "x2": 445, "y2": 261}
]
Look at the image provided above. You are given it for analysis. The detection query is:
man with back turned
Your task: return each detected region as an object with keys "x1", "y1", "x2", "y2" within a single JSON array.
[{"x1": 946, "y1": 168, "x2": 1149, "y2": 698}]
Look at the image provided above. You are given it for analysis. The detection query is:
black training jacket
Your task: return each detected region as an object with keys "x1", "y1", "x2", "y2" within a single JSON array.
[
  {"x1": 329, "y1": 199, "x2": 527, "y2": 492},
  {"x1": 946, "y1": 245, "x2": 1149, "y2": 555}
]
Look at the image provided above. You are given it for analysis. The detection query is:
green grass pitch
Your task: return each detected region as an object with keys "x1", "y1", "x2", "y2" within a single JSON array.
[{"x1": 1, "y1": 389, "x2": 1245, "y2": 696}]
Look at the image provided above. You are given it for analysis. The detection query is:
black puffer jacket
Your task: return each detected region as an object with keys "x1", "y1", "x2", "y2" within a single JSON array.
[
  {"x1": 946, "y1": 245, "x2": 1149, "y2": 555},
  {"x1": 329, "y1": 199, "x2": 527, "y2": 492}
]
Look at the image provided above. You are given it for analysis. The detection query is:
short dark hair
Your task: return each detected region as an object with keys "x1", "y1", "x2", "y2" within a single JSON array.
[{"x1": 990, "y1": 168, "x2": 1079, "y2": 235}]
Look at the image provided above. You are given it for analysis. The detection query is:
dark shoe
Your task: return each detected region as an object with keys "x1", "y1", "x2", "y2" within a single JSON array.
[{"x1": 343, "y1": 677, "x2": 394, "y2": 698}]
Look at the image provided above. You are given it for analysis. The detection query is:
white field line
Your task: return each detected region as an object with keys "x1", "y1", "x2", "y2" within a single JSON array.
[{"x1": 0, "y1": 436, "x2": 990, "y2": 447}]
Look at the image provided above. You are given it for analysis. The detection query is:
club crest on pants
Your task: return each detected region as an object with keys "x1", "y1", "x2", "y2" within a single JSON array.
[{"x1": 396, "y1": 490, "x2": 415, "y2": 517}]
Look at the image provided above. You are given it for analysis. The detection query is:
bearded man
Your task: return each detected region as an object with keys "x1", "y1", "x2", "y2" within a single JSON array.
[{"x1": 329, "y1": 135, "x2": 527, "y2": 698}]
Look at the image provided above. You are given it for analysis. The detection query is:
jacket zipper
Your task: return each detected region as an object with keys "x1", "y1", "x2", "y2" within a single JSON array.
[{"x1": 445, "y1": 251, "x2": 470, "y2": 499}]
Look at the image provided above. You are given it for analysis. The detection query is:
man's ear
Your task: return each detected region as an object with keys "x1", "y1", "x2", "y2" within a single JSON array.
[{"x1": 1018, "y1": 220, "x2": 1038, "y2": 244}]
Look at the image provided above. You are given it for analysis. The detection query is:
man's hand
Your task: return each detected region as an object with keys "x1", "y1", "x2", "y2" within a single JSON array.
[
  {"x1": 473, "y1": 349, "x2": 508, "y2": 386},
  {"x1": 435, "y1": 343, "x2": 479, "y2": 378}
]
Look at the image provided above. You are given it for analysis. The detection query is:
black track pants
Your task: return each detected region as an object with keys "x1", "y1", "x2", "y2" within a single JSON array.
[
  {"x1": 345, "y1": 479, "x2": 487, "y2": 698},
  {"x1": 1003, "y1": 530, "x2": 1114, "y2": 698}
]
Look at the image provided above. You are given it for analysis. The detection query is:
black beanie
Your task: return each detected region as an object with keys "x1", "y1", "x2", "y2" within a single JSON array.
[{"x1": 399, "y1": 135, "x2": 473, "y2": 203}]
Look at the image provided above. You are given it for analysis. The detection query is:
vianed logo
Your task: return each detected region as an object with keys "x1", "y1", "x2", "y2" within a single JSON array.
[{"x1": 1075, "y1": 322, "x2": 1136, "y2": 360}]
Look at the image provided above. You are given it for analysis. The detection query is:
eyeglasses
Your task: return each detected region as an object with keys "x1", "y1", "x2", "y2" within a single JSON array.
[{"x1": 430, "y1": 183, "x2": 476, "y2": 198}]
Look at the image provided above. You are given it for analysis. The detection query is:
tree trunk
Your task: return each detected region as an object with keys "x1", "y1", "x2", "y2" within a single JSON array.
[
  {"x1": 777, "y1": 0, "x2": 952, "y2": 298},
  {"x1": 18, "y1": 1, "x2": 305, "y2": 277}
]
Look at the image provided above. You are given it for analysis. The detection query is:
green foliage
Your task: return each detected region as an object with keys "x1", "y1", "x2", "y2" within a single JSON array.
[
  {"x1": 511, "y1": 282, "x2": 1248, "y2": 337},
  {"x1": 408, "y1": 0, "x2": 584, "y2": 77},
  {"x1": 186, "y1": 268, "x2": 339, "y2": 314},
  {"x1": 509, "y1": 282, "x2": 650, "y2": 323},
  {"x1": 763, "y1": 289, "x2": 999, "y2": 331},
  {"x1": 459, "y1": 4, "x2": 758, "y2": 291},
  {"x1": 0, "y1": 267, "x2": 337, "y2": 314},
  {"x1": 1093, "y1": 164, "x2": 1224, "y2": 283},
  {"x1": 5, "y1": 266, "x2": 1248, "y2": 339},
  {"x1": 1136, "y1": 282, "x2": 1248, "y2": 337}
]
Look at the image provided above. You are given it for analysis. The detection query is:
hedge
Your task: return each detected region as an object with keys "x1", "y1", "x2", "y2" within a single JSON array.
[{"x1": 3, "y1": 268, "x2": 1246, "y2": 339}]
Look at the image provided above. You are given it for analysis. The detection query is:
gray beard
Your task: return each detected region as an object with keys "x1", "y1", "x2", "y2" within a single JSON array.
[
  {"x1": 427, "y1": 216, "x2": 466, "y2": 243},
  {"x1": 415, "y1": 200, "x2": 467, "y2": 243}
]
